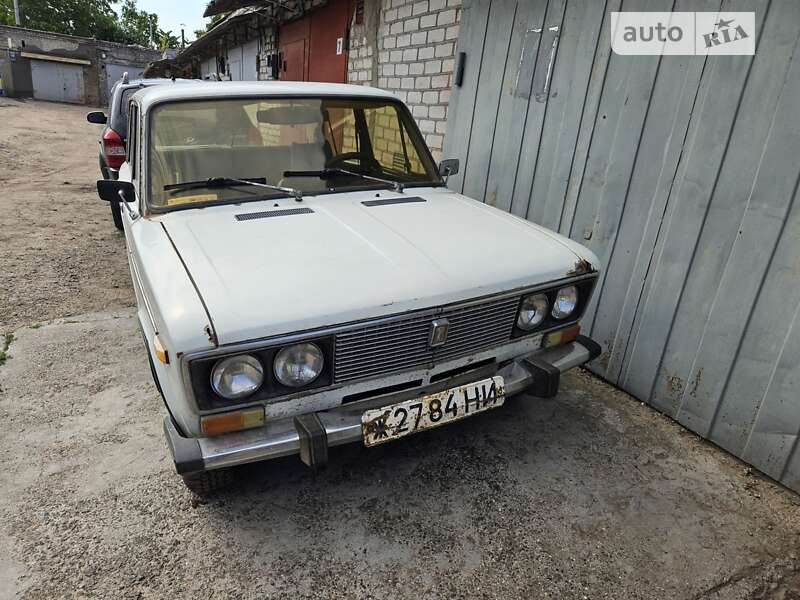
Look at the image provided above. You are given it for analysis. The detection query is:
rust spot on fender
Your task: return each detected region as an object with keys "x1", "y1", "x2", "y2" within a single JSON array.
[{"x1": 567, "y1": 258, "x2": 593, "y2": 277}]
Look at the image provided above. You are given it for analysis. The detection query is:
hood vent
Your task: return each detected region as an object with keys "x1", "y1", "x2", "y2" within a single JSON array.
[
  {"x1": 362, "y1": 197, "x2": 426, "y2": 207},
  {"x1": 235, "y1": 207, "x2": 314, "y2": 221}
]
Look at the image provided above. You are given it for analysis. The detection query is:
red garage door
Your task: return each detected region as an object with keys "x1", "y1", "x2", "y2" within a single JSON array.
[{"x1": 279, "y1": 0, "x2": 351, "y2": 83}]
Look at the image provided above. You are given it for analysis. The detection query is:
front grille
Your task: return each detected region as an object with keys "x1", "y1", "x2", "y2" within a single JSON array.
[{"x1": 333, "y1": 295, "x2": 520, "y2": 383}]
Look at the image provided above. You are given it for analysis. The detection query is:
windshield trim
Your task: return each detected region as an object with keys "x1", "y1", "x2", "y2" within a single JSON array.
[
  {"x1": 143, "y1": 94, "x2": 444, "y2": 215},
  {"x1": 149, "y1": 182, "x2": 445, "y2": 215}
]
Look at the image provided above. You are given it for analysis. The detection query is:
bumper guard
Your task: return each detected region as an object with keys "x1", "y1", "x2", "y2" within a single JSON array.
[{"x1": 164, "y1": 336, "x2": 601, "y2": 475}]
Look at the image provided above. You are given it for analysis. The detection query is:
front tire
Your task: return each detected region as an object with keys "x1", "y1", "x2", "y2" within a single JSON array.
[
  {"x1": 181, "y1": 469, "x2": 235, "y2": 496},
  {"x1": 110, "y1": 200, "x2": 123, "y2": 231}
]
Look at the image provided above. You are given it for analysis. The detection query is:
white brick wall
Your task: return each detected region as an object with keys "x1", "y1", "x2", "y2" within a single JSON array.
[
  {"x1": 348, "y1": 0, "x2": 462, "y2": 161},
  {"x1": 257, "y1": 29, "x2": 279, "y2": 81}
]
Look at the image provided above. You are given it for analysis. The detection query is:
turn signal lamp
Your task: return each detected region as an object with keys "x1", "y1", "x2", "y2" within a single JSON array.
[
  {"x1": 154, "y1": 334, "x2": 169, "y2": 364},
  {"x1": 543, "y1": 324, "x2": 581, "y2": 348},
  {"x1": 200, "y1": 407, "x2": 265, "y2": 436}
]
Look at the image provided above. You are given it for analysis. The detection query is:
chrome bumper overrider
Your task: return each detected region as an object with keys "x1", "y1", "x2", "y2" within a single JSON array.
[{"x1": 163, "y1": 336, "x2": 601, "y2": 475}]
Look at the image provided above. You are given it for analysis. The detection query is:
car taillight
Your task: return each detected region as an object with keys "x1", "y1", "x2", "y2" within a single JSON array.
[{"x1": 102, "y1": 128, "x2": 126, "y2": 169}]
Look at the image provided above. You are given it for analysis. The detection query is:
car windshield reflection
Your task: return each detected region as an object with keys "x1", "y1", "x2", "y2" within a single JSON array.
[{"x1": 148, "y1": 97, "x2": 441, "y2": 208}]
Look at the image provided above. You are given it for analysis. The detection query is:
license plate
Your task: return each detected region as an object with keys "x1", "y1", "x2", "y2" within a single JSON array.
[{"x1": 361, "y1": 376, "x2": 505, "y2": 447}]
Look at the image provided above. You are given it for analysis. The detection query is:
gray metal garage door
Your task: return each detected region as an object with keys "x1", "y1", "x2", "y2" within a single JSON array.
[
  {"x1": 30, "y1": 60, "x2": 84, "y2": 103},
  {"x1": 242, "y1": 39, "x2": 260, "y2": 81},
  {"x1": 105, "y1": 63, "x2": 146, "y2": 103},
  {"x1": 445, "y1": 0, "x2": 800, "y2": 492},
  {"x1": 228, "y1": 45, "x2": 243, "y2": 81}
]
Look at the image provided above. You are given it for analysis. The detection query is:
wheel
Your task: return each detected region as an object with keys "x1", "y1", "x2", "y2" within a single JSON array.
[
  {"x1": 181, "y1": 469, "x2": 235, "y2": 496},
  {"x1": 110, "y1": 200, "x2": 123, "y2": 231}
]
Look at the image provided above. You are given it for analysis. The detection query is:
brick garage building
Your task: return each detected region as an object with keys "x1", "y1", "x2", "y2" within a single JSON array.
[
  {"x1": 163, "y1": 0, "x2": 463, "y2": 160},
  {"x1": 348, "y1": 0, "x2": 461, "y2": 161}
]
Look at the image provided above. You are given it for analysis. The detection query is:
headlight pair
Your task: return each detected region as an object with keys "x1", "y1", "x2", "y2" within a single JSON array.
[
  {"x1": 516, "y1": 285, "x2": 579, "y2": 331},
  {"x1": 210, "y1": 342, "x2": 324, "y2": 400}
]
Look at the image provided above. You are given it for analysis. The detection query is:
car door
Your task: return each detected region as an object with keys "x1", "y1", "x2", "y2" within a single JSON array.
[
  {"x1": 121, "y1": 103, "x2": 141, "y2": 239},
  {"x1": 121, "y1": 103, "x2": 160, "y2": 347}
]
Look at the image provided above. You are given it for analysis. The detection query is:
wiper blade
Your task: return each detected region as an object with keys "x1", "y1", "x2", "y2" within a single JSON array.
[
  {"x1": 283, "y1": 168, "x2": 404, "y2": 193},
  {"x1": 164, "y1": 177, "x2": 303, "y2": 201},
  {"x1": 164, "y1": 177, "x2": 265, "y2": 192}
]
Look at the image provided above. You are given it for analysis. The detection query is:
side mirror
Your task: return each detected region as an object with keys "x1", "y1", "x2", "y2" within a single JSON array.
[
  {"x1": 438, "y1": 158, "x2": 459, "y2": 177},
  {"x1": 97, "y1": 180, "x2": 135, "y2": 203},
  {"x1": 87, "y1": 111, "x2": 107, "y2": 125}
]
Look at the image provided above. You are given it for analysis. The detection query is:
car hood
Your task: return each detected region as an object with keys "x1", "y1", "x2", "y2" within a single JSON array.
[{"x1": 160, "y1": 188, "x2": 595, "y2": 345}]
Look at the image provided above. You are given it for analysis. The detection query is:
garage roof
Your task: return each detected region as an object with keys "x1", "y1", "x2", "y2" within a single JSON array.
[{"x1": 203, "y1": 0, "x2": 294, "y2": 17}]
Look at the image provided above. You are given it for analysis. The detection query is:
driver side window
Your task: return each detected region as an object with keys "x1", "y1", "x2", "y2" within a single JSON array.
[
  {"x1": 322, "y1": 104, "x2": 426, "y2": 176},
  {"x1": 363, "y1": 105, "x2": 425, "y2": 175}
]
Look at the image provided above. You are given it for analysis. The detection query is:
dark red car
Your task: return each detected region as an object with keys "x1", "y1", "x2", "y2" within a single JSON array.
[{"x1": 87, "y1": 76, "x2": 195, "y2": 229}]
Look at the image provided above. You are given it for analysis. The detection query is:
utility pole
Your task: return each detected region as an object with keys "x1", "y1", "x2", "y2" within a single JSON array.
[{"x1": 13, "y1": 0, "x2": 21, "y2": 26}]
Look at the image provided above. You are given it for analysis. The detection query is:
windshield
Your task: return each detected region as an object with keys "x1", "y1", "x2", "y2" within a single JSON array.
[{"x1": 148, "y1": 97, "x2": 441, "y2": 208}]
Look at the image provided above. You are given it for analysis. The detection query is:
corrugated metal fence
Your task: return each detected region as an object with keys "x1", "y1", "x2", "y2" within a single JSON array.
[{"x1": 444, "y1": 0, "x2": 800, "y2": 492}]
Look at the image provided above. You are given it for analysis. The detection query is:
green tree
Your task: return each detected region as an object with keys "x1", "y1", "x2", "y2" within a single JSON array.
[
  {"x1": 0, "y1": 0, "x2": 126, "y2": 41},
  {"x1": 119, "y1": 0, "x2": 159, "y2": 47},
  {"x1": 0, "y1": 0, "x2": 164, "y2": 48},
  {"x1": 157, "y1": 29, "x2": 179, "y2": 50}
]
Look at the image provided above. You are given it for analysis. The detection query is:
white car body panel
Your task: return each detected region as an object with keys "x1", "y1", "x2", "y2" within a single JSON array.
[
  {"x1": 110, "y1": 81, "x2": 602, "y2": 445},
  {"x1": 158, "y1": 187, "x2": 594, "y2": 345}
]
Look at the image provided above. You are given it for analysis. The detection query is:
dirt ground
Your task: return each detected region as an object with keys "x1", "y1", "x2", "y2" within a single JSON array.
[{"x1": 0, "y1": 99, "x2": 799, "y2": 600}]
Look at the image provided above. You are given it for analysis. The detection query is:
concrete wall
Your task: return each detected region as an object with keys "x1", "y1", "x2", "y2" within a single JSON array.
[
  {"x1": 347, "y1": 0, "x2": 461, "y2": 161},
  {"x1": 96, "y1": 40, "x2": 160, "y2": 106},
  {"x1": 0, "y1": 25, "x2": 158, "y2": 106}
]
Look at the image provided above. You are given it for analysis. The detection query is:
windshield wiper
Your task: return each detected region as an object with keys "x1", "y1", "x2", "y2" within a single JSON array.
[
  {"x1": 282, "y1": 168, "x2": 404, "y2": 193},
  {"x1": 164, "y1": 177, "x2": 303, "y2": 201}
]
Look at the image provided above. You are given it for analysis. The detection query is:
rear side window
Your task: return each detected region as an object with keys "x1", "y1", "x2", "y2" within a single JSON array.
[
  {"x1": 112, "y1": 88, "x2": 138, "y2": 139},
  {"x1": 120, "y1": 89, "x2": 137, "y2": 129}
]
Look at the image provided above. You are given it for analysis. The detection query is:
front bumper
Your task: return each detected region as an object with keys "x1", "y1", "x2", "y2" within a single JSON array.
[{"x1": 164, "y1": 336, "x2": 601, "y2": 475}]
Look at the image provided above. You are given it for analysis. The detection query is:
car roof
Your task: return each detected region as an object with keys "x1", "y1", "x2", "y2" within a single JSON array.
[
  {"x1": 113, "y1": 78, "x2": 196, "y2": 96},
  {"x1": 123, "y1": 78, "x2": 196, "y2": 87},
  {"x1": 131, "y1": 81, "x2": 398, "y2": 113}
]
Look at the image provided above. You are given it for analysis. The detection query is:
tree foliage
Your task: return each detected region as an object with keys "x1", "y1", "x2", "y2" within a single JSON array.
[
  {"x1": 0, "y1": 0, "x2": 179, "y2": 49},
  {"x1": 157, "y1": 29, "x2": 180, "y2": 51}
]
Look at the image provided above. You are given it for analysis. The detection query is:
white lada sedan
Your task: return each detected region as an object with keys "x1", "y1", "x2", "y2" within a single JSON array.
[{"x1": 96, "y1": 81, "x2": 601, "y2": 495}]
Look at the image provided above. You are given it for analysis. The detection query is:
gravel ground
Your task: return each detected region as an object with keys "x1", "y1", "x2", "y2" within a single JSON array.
[
  {"x1": 0, "y1": 98, "x2": 133, "y2": 332},
  {"x1": 1, "y1": 100, "x2": 799, "y2": 600}
]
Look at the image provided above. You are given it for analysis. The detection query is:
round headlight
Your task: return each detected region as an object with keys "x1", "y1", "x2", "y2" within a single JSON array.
[
  {"x1": 274, "y1": 342, "x2": 324, "y2": 387},
  {"x1": 552, "y1": 285, "x2": 578, "y2": 319},
  {"x1": 210, "y1": 354, "x2": 264, "y2": 400},
  {"x1": 517, "y1": 294, "x2": 549, "y2": 330}
]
